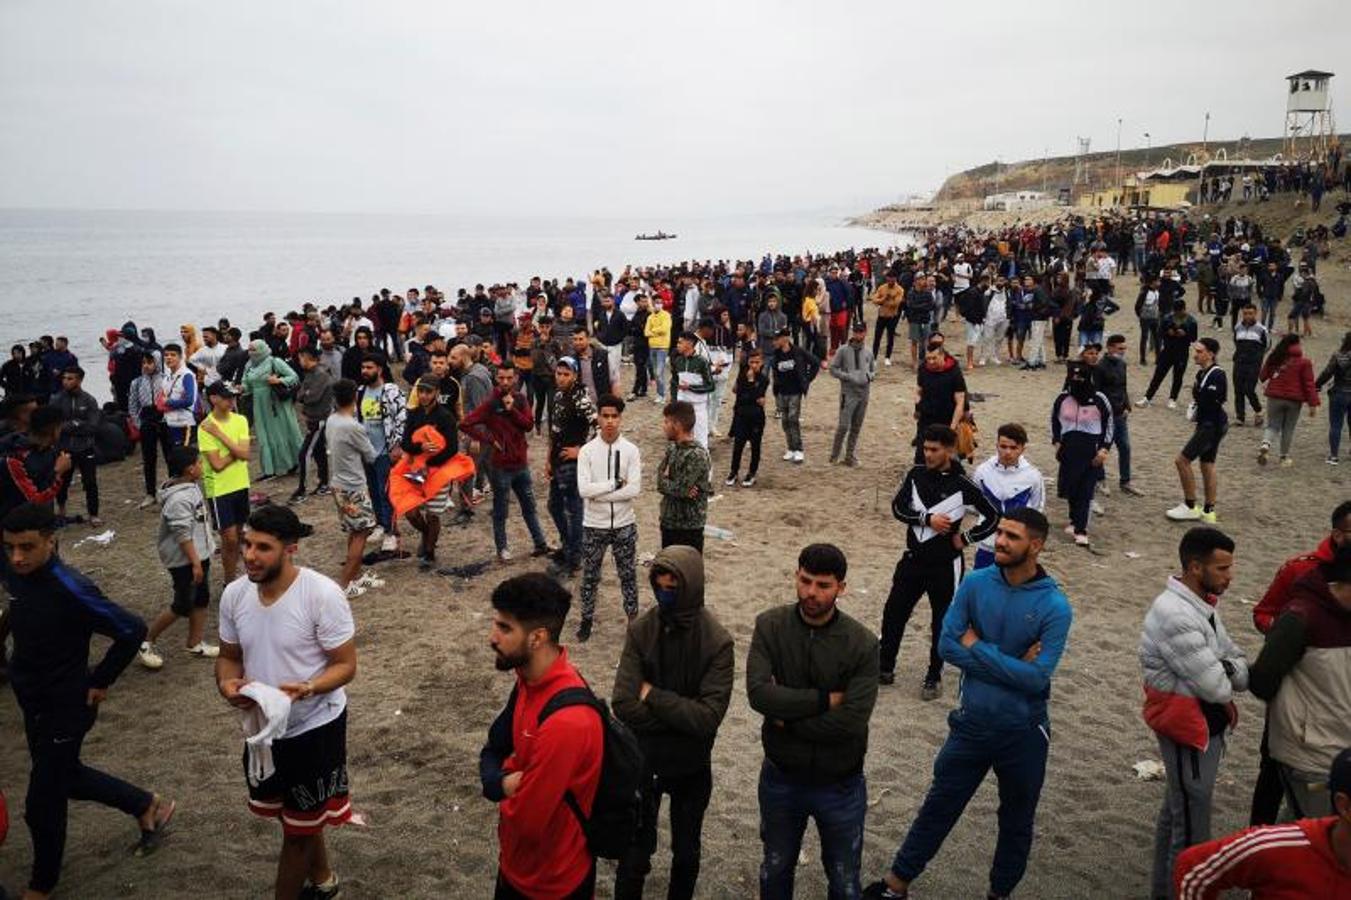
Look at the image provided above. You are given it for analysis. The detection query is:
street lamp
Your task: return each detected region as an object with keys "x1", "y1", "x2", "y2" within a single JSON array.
[{"x1": 1143, "y1": 132, "x2": 1151, "y2": 168}]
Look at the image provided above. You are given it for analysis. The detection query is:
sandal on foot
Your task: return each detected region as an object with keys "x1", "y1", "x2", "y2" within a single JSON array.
[{"x1": 135, "y1": 798, "x2": 176, "y2": 857}]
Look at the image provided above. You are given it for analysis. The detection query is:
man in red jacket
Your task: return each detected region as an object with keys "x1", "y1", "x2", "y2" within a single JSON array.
[
  {"x1": 1174, "y1": 746, "x2": 1351, "y2": 899},
  {"x1": 1249, "y1": 500, "x2": 1351, "y2": 825},
  {"x1": 480, "y1": 573, "x2": 602, "y2": 899}
]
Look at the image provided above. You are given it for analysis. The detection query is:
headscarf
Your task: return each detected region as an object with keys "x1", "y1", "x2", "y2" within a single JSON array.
[
  {"x1": 246, "y1": 339, "x2": 271, "y2": 368},
  {"x1": 180, "y1": 324, "x2": 202, "y2": 360}
]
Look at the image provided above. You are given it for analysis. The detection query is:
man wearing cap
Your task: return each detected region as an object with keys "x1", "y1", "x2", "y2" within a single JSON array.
[
  {"x1": 829, "y1": 322, "x2": 876, "y2": 467},
  {"x1": 1174, "y1": 746, "x2": 1351, "y2": 898},
  {"x1": 1166, "y1": 339, "x2": 1228, "y2": 524},
  {"x1": 198, "y1": 381, "x2": 251, "y2": 584}
]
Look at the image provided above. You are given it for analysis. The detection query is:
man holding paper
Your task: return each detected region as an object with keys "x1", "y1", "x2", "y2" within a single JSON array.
[{"x1": 879, "y1": 424, "x2": 999, "y2": 700}]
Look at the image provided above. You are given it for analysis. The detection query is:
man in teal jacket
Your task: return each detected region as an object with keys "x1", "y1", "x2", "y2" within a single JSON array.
[{"x1": 866, "y1": 507, "x2": 1072, "y2": 900}]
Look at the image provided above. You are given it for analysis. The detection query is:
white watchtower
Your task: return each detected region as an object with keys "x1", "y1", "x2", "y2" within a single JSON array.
[{"x1": 1284, "y1": 70, "x2": 1335, "y2": 160}]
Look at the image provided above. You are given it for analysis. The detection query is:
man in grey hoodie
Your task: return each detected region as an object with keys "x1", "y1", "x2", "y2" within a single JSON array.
[
  {"x1": 829, "y1": 322, "x2": 877, "y2": 467},
  {"x1": 138, "y1": 446, "x2": 218, "y2": 670}
]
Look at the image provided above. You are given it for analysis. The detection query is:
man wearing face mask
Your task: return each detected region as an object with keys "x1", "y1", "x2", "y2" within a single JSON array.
[
  {"x1": 1050, "y1": 361, "x2": 1113, "y2": 548},
  {"x1": 611, "y1": 547, "x2": 734, "y2": 900}
]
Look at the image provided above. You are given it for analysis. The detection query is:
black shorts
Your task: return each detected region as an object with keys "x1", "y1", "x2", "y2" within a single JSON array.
[
  {"x1": 245, "y1": 707, "x2": 351, "y2": 836},
  {"x1": 1181, "y1": 422, "x2": 1226, "y2": 463},
  {"x1": 168, "y1": 560, "x2": 211, "y2": 616},
  {"x1": 207, "y1": 488, "x2": 250, "y2": 531}
]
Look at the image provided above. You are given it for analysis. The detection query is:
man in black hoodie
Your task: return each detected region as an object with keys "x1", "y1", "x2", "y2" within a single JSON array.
[
  {"x1": 611, "y1": 546, "x2": 734, "y2": 900},
  {"x1": 400, "y1": 377, "x2": 459, "y2": 571},
  {"x1": 880, "y1": 424, "x2": 999, "y2": 699}
]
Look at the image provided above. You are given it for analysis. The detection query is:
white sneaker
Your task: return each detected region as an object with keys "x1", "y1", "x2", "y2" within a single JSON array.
[
  {"x1": 1135, "y1": 397, "x2": 1150, "y2": 408},
  {"x1": 1166, "y1": 399, "x2": 1177, "y2": 410},
  {"x1": 368, "y1": 526, "x2": 386, "y2": 545},
  {"x1": 138, "y1": 642, "x2": 164, "y2": 670},
  {"x1": 1074, "y1": 533, "x2": 1091, "y2": 547},
  {"x1": 497, "y1": 548, "x2": 513, "y2": 563},
  {"x1": 344, "y1": 583, "x2": 368, "y2": 599},
  {"x1": 381, "y1": 534, "x2": 398, "y2": 553},
  {"x1": 1165, "y1": 503, "x2": 1202, "y2": 521},
  {"x1": 782, "y1": 450, "x2": 795, "y2": 461},
  {"x1": 884, "y1": 358, "x2": 893, "y2": 367},
  {"x1": 355, "y1": 570, "x2": 385, "y2": 589},
  {"x1": 1091, "y1": 500, "x2": 1105, "y2": 515},
  {"x1": 138, "y1": 495, "x2": 157, "y2": 510},
  {"x1": 792, "y1": 451, "x2": 805, "y2": 463},
  {"x1": 186, "y1": 642, "x2": 220, "y2": 659}
]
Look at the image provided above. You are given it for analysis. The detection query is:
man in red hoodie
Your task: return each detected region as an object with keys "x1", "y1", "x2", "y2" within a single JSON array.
[
  {"x1": 1174, "y1": 746, "x2": 1351, "y2": 899},
  {"x1": 480, "y1": 573, "x2": 602, "y2": 899},
  {"x1": 1249, "y1": 500, "x2": 1351, "y2": 825}
]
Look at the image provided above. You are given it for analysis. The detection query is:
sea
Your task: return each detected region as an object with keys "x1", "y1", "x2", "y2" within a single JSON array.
[{"x1": 0, "y1": 208, "x2": 905, "y2": 400}]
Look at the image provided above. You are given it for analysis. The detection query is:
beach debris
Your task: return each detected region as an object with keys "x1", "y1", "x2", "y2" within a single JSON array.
[
  {"x1": 639, "y1": 552, "x2": 656, "y2": 568},
  {"x1": 704, "y1": 525, "x2": 735, "y2": 541},
  {"x1": 798, "y1": 849, "x2": 809, "y2": 866},
  {"x1": 394, "y1": 709, "x2": 402, "y2": 716},
  {"x1": 708, "y1": 493, "x2": 724, "y2": 504},
  {"x1": 868, "y1": 787, "x2": 892, "y2": 808},
  {"x1": 1124, "y1": 551, "x2": 1143, "y2": 559},
  {"x1": 1133, "y1": 760, "x2": 1166, "y2": 781},
  {"x1": 72, "y1": 529, "x2": 116, "y2": 549}
]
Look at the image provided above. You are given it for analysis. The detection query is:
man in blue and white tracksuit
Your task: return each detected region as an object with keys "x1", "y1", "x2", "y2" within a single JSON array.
[
  {"x1": 971, "y1": 423, "x2": 1045, "y2": 570},
  {"x1": 866, "y1": 507, "x2": 1072, "y2": 900}
]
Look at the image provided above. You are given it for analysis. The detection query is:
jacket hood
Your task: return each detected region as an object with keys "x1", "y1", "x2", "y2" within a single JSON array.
[
  {"x1": 157, "y1": 479, "x2": 198, "y2": 505},
  {"x1": 650, "y1": 545, "x2": 705, "y2": 623},
  {"x1": 1288, "y1": 343, "x2": 1305, "y2": 358},
  {"x1": 121, "y1": 321, "x2": 139, "y2": 339}
]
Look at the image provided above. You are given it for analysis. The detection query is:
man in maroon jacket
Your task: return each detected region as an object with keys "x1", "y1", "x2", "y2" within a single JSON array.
[
  {"x1": 1249, "y1": 500, "x2": 1351, "y2": 825},
  {"x1": 460, "y1": 364, "x2": 552, "y2": 562}
]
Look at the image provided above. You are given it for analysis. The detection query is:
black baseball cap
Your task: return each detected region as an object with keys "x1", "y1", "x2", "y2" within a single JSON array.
[{"x1": 205, "y1": 381, "x2": 238, "y2": 398}]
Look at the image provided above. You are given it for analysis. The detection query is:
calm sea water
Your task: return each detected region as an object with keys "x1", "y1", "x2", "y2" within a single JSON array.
[{"x1": 0, "y1": 209, "x2": 904, "y2": 399}]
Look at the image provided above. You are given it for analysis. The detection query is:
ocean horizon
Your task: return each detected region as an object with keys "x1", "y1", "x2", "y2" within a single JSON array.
[{"x1": 0, "y1": 207, "x2": 905, "y2": 400}]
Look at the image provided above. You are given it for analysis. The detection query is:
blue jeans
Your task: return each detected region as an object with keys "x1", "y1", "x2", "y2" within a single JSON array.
[
  {"x1": 649, "y1": 349, "x2": 669, "y2": 399},
  {"x1": 758, "y1": 761, "x2": 866, "y2": 900},
  {"x1": 1116, "y1": 412, "x2": 1133, "y2": 486},
  {"x1": 368, "y1": 453, "x2": 394, "y2": 531},
  {"x1": 546, "y1": 461, "x2": 584, "y2": 563},
  {"x1": 1330, "y1": 391, "x2": 1350, "y2": 458},
  {"x1": 890, "y1": 716, "x2": 1049, "y2": 897},
  {"x1": 489, "y1": 466, "x2": 548, "y2": 553}
]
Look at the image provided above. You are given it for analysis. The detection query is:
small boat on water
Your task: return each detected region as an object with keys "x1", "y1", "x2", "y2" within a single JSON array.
[{"x1": 634, "y1": 231, "x2": 677, "y2": 241}]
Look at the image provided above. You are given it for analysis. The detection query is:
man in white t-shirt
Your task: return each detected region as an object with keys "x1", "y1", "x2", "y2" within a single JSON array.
[
  {"x1": 216, "y1": 505, "x2": 357, "y2": 900},
  {"x1": 188, "y1": 326, "x2": 226, "y2": 386},
  {"x1": 952, "y1": 255, "x2": 973, "y2": 294}
]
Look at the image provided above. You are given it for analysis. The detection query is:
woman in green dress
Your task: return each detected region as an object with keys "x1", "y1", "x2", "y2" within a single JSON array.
[{"x1": 240, "y1": 339, "x2": 303, "y2": 478}]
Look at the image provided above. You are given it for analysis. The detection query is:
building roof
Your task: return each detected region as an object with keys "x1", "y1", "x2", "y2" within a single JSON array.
[{"x1": 1287, "y1": 70, "x2": 1334, "y2": 80}]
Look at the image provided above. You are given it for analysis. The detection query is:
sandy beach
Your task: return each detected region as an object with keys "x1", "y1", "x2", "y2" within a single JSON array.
[{"x1": 2, "y1": 211, "x2": 1349, "y2": 899}]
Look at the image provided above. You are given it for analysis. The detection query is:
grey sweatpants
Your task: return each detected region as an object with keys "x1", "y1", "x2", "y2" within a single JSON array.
[
  {"x1": 1152, "y1": 733, "x2": 1224, "y2": 899},
  {"x1": 831, "y1": 393, "x2": 869, "y2": 463},
  {"x1": 1262, "y1": 397, "x2": 1303, "y2": 458},
  {"x1": 776, "y1": 394, "x2": 803, "y2": 452}
]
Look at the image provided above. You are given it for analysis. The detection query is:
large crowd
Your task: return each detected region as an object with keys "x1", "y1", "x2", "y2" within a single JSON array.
[{"x1": 1, "y1": 192, "x2": 1350, "y2": 899}]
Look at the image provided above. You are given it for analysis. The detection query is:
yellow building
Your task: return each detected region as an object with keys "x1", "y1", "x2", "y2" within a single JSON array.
[{"x1": 1078, "y1": 176, "x2": 1193, "y2": 210}]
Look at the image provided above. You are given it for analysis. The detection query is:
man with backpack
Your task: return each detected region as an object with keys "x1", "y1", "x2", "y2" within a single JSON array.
[
  {"x1": 480, "y1": 573, "x2": 605, "y2": 900},
  {"x1": 611, "y1": 546, "x2": 734, "y2": 900}
]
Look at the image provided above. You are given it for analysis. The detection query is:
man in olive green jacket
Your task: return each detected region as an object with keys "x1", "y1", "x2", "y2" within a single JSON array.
[
  {"x1": 747, "y1": 542, "x2": 879, "y2": 900},
  {"x1": 611, "y1": 545, "x2": 733, "y2": 900}
]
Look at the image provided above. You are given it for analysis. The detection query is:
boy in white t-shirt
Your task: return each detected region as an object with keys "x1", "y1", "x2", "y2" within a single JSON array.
[{"x1": 216, "y1": 505, "x2": 357, "y2": 900}]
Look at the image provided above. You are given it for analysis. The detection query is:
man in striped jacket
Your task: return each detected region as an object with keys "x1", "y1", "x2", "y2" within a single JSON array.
[{"x1": 1173, "y1": 746, "x2": 1351, "y2": 899}]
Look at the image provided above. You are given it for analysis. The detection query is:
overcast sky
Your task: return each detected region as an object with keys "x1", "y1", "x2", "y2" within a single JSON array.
[{"x1": 2, "y1": 0, "x2": 1346, "y2": 217}]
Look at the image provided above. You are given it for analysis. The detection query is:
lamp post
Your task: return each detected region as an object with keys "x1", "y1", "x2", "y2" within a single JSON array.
[
  {"x1": 1143, "y1": 132, "x2": 1151, "y2": 168},
  {"x1": 1202, "y1": 112, "x2": 1210, "y2": 158},
  {"x1": 1115, "y1": 117, "x2": 1123, "y2": 190}
]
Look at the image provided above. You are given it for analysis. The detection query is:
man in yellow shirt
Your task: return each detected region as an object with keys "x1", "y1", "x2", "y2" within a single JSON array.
[
  {"x1": 869, "y1": 272, "x2": 905, "y2": 367},
  {"x1": 197, "y1": 382, "x2": 251, "y2": 584},
  {"x1": 644, "y1": 298, "x2": 673, "y2": 406}
]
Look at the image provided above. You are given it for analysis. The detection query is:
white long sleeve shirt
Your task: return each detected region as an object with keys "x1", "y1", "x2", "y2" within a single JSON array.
[{"x1": 577, "y1": 434, "x2": 642, "y2": 529}]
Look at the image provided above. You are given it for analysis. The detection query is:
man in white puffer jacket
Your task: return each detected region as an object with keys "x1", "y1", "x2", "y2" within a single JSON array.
[{"x1": 1138, "y1": 527, "x2": 1249, "y2": 900}]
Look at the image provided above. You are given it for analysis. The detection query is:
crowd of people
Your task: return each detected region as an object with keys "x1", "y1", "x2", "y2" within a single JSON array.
[{"x1": 1, "y1": 194, "x2": 1350, "y2": 899}]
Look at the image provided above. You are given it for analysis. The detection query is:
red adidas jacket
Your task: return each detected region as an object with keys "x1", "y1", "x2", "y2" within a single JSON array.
[
  {"x1": 497, "y1": 649, "x2": 602, "y2": 899},
  {"x1": 1253, "y1": 537, "x2": 1336, "y2": 633},
  {"x1": 1174, "y1": 817, "x2": 1351, "y2": 899}
]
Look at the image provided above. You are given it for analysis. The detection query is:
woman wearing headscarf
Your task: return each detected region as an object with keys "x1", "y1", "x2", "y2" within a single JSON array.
[
  {"x1": 240, "y1": 339, "x2": 303, "y2": 478},
  {"x1": 1050, "y1": 360, "x2": 1114, "y2": 547}
]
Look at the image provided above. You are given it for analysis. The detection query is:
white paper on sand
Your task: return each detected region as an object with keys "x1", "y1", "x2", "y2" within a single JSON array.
[
  {"x1": 72, "y1": 529, "x2": 116, "y2": 548},
  {"x1": 914, "y1": 493, "x2": 967, "y2": 543},
  {"x1": 1124, "y1": 551, "x2": 1142, "y2": 559},
  {"x1": 1133, "y1": 760, "x2": 1166, "y2": 781}
]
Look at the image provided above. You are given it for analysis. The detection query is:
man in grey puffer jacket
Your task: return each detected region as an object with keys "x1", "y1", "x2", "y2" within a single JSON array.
[
  {"x1": 828, "y1": 322, "x2": 876, "y2": 467},
  {"x1": 1138, "y1": 527, "x2": 1248, "y2": 900}
]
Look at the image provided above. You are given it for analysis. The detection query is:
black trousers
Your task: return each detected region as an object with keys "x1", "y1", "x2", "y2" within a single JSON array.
[
  {"x1": 56, "y1": 448, "x2": 99, "y2": 517},
  {"x1": 25, "y1": 705, "x2": 152, "y2": 894},
  {"x1": 729, "y1": 432, "x2": 762, "y2": 478},
  {"x1": 872, "y1": 315, "x2": 899, "y2": 359},
  {"x1": 614, "y1": 767, "x2": 714, "y2": 900},
  {"x1": 1138, "y1": 320, "x2": 1160, "y2": 364},
  {"x1": 660, "y1": 525, "x2": 705, "y2": 554},
  {"x1": 1249, "y1": 714, "x2": 1284, "y2": 826},
  {"x1": 297, "y1": 419, "x2": 329, "y2": 491},
  {"x1": 880, "y1": 552, "x2": 963, "y2": 680},
  {"x1": 632, "y1": 343, "x2": 650, "y2": 396},
  {"x1": 1145, "y1": 353, "x2": 1187, "y2": 402},
  {"x1": 1052, "y1": 319, "x2": 1073, "y2": 359},
  {"x1": 1234, "y1": 363, "x2": 1263, "y2": 421},
  {"x1": 530, "y1": 374, "x2": 554, "y2": 432},
  {"x1": 138, "y1": 418, "x2": 172, "y2": 496}
]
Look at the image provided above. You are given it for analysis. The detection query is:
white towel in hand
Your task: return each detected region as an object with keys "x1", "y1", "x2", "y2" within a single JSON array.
[{"x1": 239, "y1": 682, "x2": 292, "y2": 787}]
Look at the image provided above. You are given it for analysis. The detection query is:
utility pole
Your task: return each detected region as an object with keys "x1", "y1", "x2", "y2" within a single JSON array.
[
  {"x1": 1144, "y1": 132, "x2": 1151, "y2": 168},
  {"x1": 1115, "y1": 117, "x2": 1123, "y2": 190},
  {"x1": 1202, "y1": 111, "x2": 1210, "y2": 158}
]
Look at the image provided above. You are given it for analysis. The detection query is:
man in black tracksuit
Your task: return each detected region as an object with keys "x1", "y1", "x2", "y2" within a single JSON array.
[
  {"x1": 611, "y1": 546, "x2": 734, "y2": 900},
  {"x1": 880, "y1": 424, "x2": 999, "y2": 699},
  {"x1": 3, "y1": 502, "x2": 172, "y2": 897}
]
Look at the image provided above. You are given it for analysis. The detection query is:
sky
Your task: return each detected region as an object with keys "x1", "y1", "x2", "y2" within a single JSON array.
[{"x1": 1, "y1": 0, "x2": 1346, "y2": 218}]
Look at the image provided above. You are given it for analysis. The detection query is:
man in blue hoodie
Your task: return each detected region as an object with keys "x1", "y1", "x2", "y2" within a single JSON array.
[{"x1": 865, "y1": 507, "x2": 1072, "y2": 900}]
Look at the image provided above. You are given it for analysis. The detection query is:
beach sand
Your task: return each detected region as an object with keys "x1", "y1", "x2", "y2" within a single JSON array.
[{"x1": 2, "y1": 246, "x2": 1350, "y2": 898}]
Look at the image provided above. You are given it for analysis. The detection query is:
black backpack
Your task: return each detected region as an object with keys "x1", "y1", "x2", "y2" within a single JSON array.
[{"x1": 538, "y1": 685, "x2": 646, "y2": 860}]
